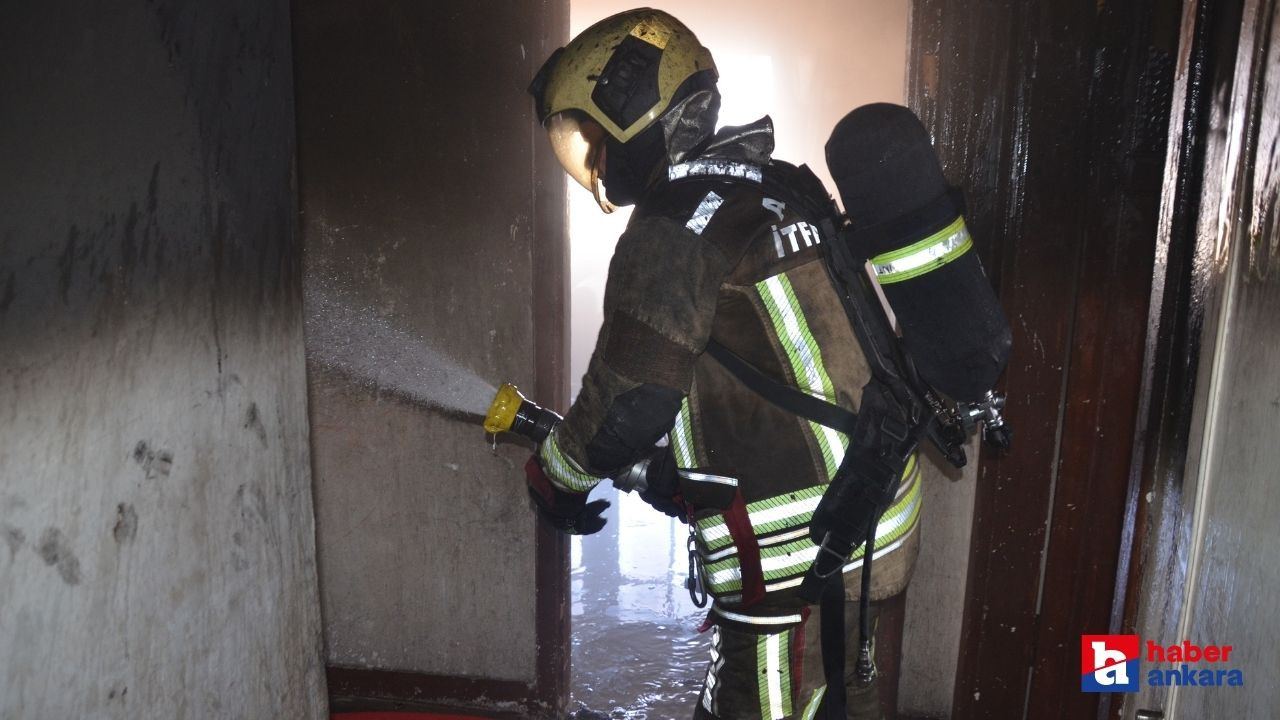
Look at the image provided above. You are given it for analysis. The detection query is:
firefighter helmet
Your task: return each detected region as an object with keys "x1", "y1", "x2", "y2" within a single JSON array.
[{"x1": 529, "y1": 9, "x2": 718, "y2": 210}]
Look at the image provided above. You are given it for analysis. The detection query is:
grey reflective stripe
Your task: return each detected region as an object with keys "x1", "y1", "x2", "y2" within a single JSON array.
[
  {"x1": 685, "y1": 191, "x2": 724, "y2": 235},
  {"x1": 679, "y1": 470, "x2": 738, "y2": 487},
  {"x1": 667, "y1": 159, "x2": 763, "y2": 183},
  {"x1": 870, "y1": 216, "x2": 973, "y2": 284},
  {"x1": 701, "y1": 626, "x2": 724, "y2": 715},
  {"x1": 713, "y1": 605, "x2": 803, "y2": 626}
]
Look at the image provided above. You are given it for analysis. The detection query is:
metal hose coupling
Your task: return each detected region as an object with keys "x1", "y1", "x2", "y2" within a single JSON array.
[
  {"x1": 855, "y1": 640, "x2": 878, "y2": 684},
  {"x1": 957, "y1": 390, "x2": 1012, "y2": 450},
  {"x1": 483, "y1": 383, "x2": 563, "y2": 443}
]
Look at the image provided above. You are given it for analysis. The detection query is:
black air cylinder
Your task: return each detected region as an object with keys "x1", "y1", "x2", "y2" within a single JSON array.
[{"x1": 825, "y1": 103, "x2": 1011, "y2": 403}]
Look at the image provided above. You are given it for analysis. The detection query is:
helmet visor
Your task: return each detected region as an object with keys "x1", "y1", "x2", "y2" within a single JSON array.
[{"x1": 546, "y1": 111, "x2": 605, "y2": 193}]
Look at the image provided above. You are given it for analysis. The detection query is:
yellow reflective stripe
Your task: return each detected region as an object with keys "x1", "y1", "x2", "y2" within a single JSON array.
[
  {"x1": 896, "y1": 453, "x2": 919, "y2": 498},
  {"x1": 696, "y1": 485, "x2": 827, "y2": 553},
  {"x1": 537, "y1": 431, "x2": 601, "y2": 493},
  {"x1": 699, "y1": 461, "x2": 924, "y2": 594},
  {"x1": 696, "y1": 455, "x2": 917, "y2": 558},
  {"x1": 801, "y1": 687, "x2": 826, "y2": 720},
  {"x1": 743, "y1": 485, "x2": 825, "y2": 535},
  {"x1": 756, "y1": 273, "x2": 849, "y2": 478},
  {"x1": 779, "y1": 629, "x2": 794, "y2": 717},
  {"x1": 757, "y1": 630, "x2": 792, "y2": 719},
  {"x1": 704, "y1": 567, "x2": 742, "y2": 594},
  {"x1": 871, "y1": 216, "x2": 972, "y2": 284},
  {"x1": 746, "y1": 484, "x2": 827, "y2": 515},
  {"x1": 670, "y1": 396, "x2": 698, "y2": 468},
  {"x1": 695, "y1": 520, "x2": 735, "y2": 552},
  {"x1": 705, "y1": 539, "x2": 815, "y2": 589},
  {"x1": 848, "y1": 464, "x2": 922, "y2": 561}
]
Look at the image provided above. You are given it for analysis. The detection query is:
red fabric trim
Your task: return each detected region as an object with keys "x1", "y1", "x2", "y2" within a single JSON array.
[
  {"x1": 793, "y1": 606, "x2": 811, "y2": 699},
  {"x1": 698, "y1": 609, "x2": 715, "y2": 634},
  {"x1": 723, "y1": 492, "x2": 765, "y2": 608},
  {"x1": 525, "y1": 455, "x2": 554, "y2": 504}
]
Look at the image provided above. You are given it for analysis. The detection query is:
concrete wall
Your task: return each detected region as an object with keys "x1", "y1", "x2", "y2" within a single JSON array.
[
  {"x1": 0, "y1": 2, "x2": 326, "y2": 718},
  {"x1": 294, "y1": 1, "x2": 569, "y2": 712}
]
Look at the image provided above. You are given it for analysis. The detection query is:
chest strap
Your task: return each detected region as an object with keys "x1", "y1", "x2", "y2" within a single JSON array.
[{"x1": 705, "y1": 338, "x2": 857, "y2": 435}]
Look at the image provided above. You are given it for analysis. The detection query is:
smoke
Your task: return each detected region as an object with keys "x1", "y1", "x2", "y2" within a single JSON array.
[{"x1": 304, "y1": 282, "x2": 497, "y2": 417}]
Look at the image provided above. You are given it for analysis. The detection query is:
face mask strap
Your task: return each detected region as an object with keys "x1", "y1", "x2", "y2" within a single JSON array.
[{"x1": 589, "y1": 143, "x2": 617, "y2": 214}]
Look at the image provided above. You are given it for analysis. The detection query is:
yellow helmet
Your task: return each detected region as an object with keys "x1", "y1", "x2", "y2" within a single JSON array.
[{"x1": 529, "y1": 9, "x2": 718, "y2": 210}]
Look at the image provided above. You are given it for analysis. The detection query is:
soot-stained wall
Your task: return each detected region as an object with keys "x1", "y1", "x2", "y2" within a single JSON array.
[
  {"x1": 0, "y1": 2, "x2": 326, "y2": 718},
  {"x1": 294, "y1": 1, "x2": 569, "y2": 713}
]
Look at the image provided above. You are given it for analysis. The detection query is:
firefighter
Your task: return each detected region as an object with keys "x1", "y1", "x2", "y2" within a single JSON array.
[{"x1": 525, "y1": 9, "x2": 922, "y2": 719}]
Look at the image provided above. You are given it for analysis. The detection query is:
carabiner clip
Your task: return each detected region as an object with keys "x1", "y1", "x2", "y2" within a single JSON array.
[{"x1": 685, "y1": 525, "x2": 709, "y2": 608}]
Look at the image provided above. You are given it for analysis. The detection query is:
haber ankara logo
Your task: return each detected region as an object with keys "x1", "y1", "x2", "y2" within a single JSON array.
[{"x1": 1082, "y1": 634, "x2": 1139, "y2": 692}]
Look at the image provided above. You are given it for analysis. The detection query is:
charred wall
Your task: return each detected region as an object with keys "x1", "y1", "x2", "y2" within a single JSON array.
[{"x1": 0, "y1": 1, "x2": 325, "y2": 717}]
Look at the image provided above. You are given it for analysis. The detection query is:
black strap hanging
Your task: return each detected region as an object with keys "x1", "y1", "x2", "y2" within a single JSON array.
[
  {"x1": 818, "y1": 569, "x2": 848, "y2": 719},
  {"x1": 704, "y1": 339, "x2": 858, "y2": 434},
  {"x1": 816, "y1": 501, "x2": 883, "y2": 719}
]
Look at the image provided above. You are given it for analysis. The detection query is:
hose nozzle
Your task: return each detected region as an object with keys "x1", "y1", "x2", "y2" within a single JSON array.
[{"x1": 484, "y1": 383, "x2": 562, "y2": 443}]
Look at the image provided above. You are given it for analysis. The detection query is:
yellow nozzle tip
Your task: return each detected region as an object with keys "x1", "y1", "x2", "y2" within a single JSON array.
[{"x1": 483, "y1": 383, "x2": 525, "y2": 435}]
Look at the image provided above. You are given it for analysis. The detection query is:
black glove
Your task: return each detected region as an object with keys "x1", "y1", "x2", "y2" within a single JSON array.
[
  {"x1": 636, "y1": 446, "x2": 686, "y2": 521},
  {"x1": 525, "y1": 455, "x2": 610, "y2": 535}
]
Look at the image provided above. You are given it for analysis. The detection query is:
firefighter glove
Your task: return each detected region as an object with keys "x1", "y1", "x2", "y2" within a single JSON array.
[{"x1": 526, "y1": 455, "x2": 610, "y2": 535}]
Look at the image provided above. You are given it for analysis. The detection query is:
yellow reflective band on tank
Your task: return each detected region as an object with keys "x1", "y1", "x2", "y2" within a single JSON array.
[
  {"x1": 756, "y1": 273, "x2": 850, "y2": 479},
  {"x1": 757, "y1": 628, "x2": 793, "y2": 719},
  {"x1": 697, "y1": 457, "x2": 923, "y2": 595},
  {"x1": 670, "y1": 396, "x2": 698, "y2": 468},
  {"x1": 538, "y1": 430, "x2": 601, "y2": 493},
  {"x1": 871, "y1": 216, "x2": 973, "y2": 284}
]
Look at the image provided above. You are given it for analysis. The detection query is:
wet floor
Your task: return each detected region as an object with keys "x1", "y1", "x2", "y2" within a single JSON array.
[{"x1": 567, "y1": 490, "x2": 709, "y2": 719}]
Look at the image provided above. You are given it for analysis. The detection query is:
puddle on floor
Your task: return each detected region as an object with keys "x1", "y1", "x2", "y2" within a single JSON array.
[{"x1": 568, "y1": 491, "x2": 709, "y2": 719}]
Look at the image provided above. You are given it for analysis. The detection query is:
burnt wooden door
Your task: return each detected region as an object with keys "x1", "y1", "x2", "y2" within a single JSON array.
[{"x1": 907, "y1": 1, "x2": 1183, "y2": 717}]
